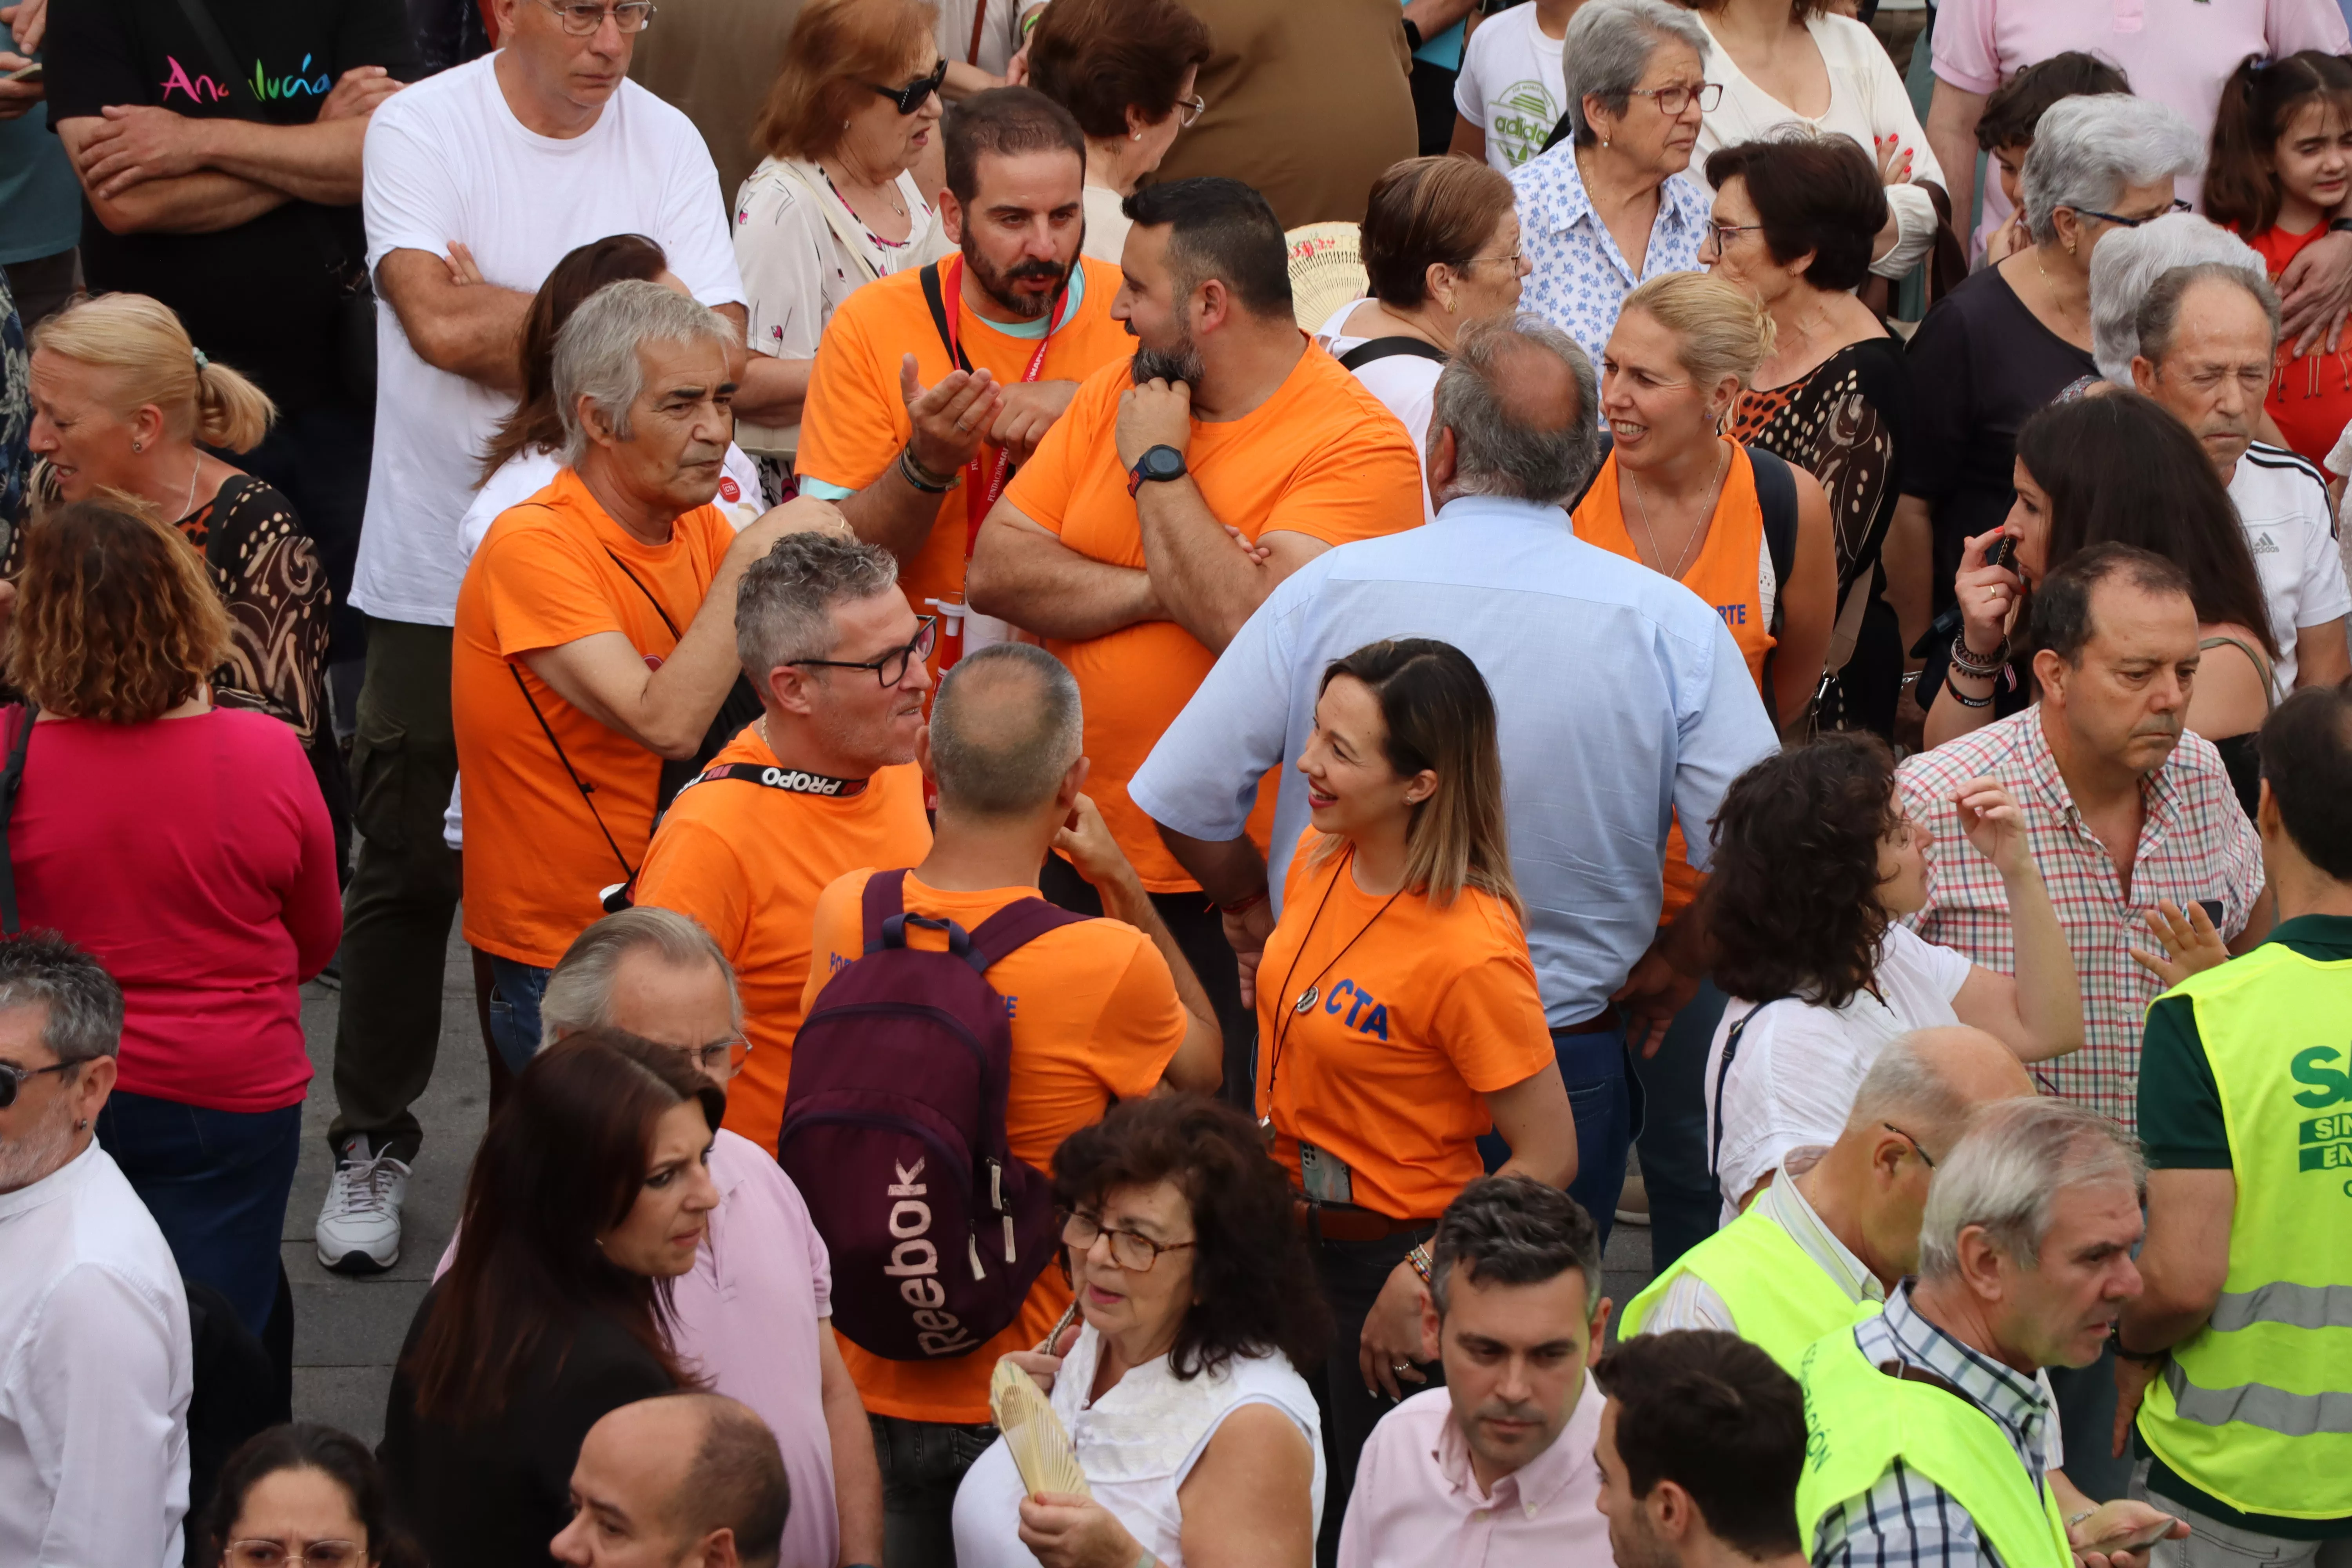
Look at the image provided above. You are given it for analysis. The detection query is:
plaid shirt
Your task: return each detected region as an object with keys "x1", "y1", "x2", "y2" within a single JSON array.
[
  {"x1": 1811, "y1": 1285, "x2": 2057, "y2": 1568},
  {"x1": 1895, "y1": 708, "x2": 2262, "y2": 1132}
]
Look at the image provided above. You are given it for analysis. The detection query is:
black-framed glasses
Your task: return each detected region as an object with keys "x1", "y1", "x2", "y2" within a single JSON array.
[
  {"x1": 2069, "y1": 198, "x2": 2193, "y2": 229},
  {"x1": 536, "y1": 0, "x2": 655, "y2": 34},
  {"x1": 1884, "y1": 1122, "x2": 1937, "y2": 1169},
  {"x1": 1704, "y1": 221, "x2": 1767, "y2": 251},
  {"x1": 1176, "y1": 94, "x2": 1207, "y2": 128},
  {"x1": 788, "y1": 616, "x2": 937, "y2": 687},
  {"x1": 871, "y1": 58, "x2": 949, "y2": 115},
  {"x1": 0, "y1": 1059, "x2": 74, "y2": 1109},
  {"x1": 1630, "y1": 81, "x2": 1722, "y2": 116},
  {"x1": 226, "y1": 1541, "x2": 364, "y2": 1568},
  {"x1": 1062, "y1": 1209, "x2": 1198, "y2": 1273}
]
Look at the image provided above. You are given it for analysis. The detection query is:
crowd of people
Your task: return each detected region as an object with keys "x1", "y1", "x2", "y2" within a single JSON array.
[{"x1": 4, "y1": 0, "x2": 2352, "y2": 1564}]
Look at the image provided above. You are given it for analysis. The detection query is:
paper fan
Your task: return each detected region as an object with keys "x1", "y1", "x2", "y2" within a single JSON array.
[
  {"x1": 990, "y1": 1358, "x2": 1090, "y2": 1500},
  {"x1": 1286, "y1": 221, "x2": 1367, "y2": 333}
]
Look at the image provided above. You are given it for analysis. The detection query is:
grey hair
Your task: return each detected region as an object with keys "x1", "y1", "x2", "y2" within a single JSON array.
[
  {"x1": 1562, "y1": 0, "x2": 1711, "y2": 148},
  {"x1": 540, "y1": 907, "x2": 743, "y2": 1050},
  {"x1": 0, "y1": 931, "x2": 123, "y2": 1068},
  {"x1": 1917, "y1": 1098, "x2": 2145, "y2": 1280},
  {"x1": 2088, "y1": 215, "x2": 2273, "y2": 382},
  {"x1": 2137, "y1": 261, "x2": 2282, "y2": 374},
  {"x1": 927, "y1": 643, "x2": 1083, "y2": 817},
  {"x1": 1429, "y1": 313, "x2": 1602, "y2": 506},
  {"x1": 736, "y1": 531, "x2": 902, "y2": 677},
  {"x1": 1843, "y1": 1031, "x2": 1980, "y2": 1150},
  {"x1": 2020, "y1": 94, "x2": 2201, "y2": 247},
  {"x1": 1428, "y1": 1175, "x2": 1603, "y2": 1318},
  {"x1": 552, "y1": 279, "x2": 735, "y2": 467}
]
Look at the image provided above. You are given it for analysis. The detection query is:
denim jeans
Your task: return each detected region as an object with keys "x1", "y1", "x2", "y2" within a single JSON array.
[
  {"x1": 484, "y1": 955, "x2": 553, "y2": 1076},
  {"x1": 1633, "y1": 980, "x2": 1730, "y2": 1271},
  {"x1": 1479, "y1": 1018, "x2": 1635, "y2": 1252},
  {"x1": 95, "y1": 1090, "x2": 303, "y2": 1341},
  {"x1": 2136, "y1": 1459, "x2": 2352, "y2": 1566},
  {"x1": 871, "y1": 1412, "x2": 999, "y2": 1568}
]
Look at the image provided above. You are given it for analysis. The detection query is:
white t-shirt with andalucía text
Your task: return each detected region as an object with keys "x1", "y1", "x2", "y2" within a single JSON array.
[{"x1": 1453, "y1": 2, "x2": 1567, "y2": 173}]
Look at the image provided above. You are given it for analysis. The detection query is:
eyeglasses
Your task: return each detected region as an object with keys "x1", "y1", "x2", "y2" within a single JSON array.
[
  {"x1": 690, "y1": 1037, "x2": 747, "y2": 1078},
  {"x1": 1177, "y1": 94, "x2": 1207, "y2": 128},
  {"x1": 1884, "y1": 1122, "x2": 1938, "y2": 1169},
  {"x1": 0, "y1": 1058, "x2": 74, "y2": 1110},
  {"x1": 2068, "y1": 198, "x2": 2193, "y2": 229},
  {"x1": 1629, "y1": 81, "x2": 1722, "y2": 116},
  {"x1": 536, "y1": 0, "x2": 655, "y2": 35},
  {"x1": 1704, "y1": 221, "x2": 1767, "y2": 251},
  {"x1": 871, "y1": 58, "x2": 949, "y2": 115},
  {"x1": 1462, "y1": 247, "x2": 1524, "y2": 271},
  {"x1": 226, "y1": 1542, "x2": 364, "y2": 1568},
  {"x1": 788, "y1": 616, "x2": 938, "y2": 687},
  {"x1": 1062, "y1": 1209, "x2": 1197, "y2": 1273}
]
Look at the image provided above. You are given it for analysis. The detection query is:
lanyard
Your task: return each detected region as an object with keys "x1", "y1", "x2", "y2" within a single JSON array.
[
  {"x1": 1259, "y1": 846, "x2": 1404, "y2": 1145},
  {"x1": 935, "y1": 253, "x2": 1062, "y2": 562}
]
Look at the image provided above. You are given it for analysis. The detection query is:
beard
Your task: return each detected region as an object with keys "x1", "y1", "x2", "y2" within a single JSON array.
[
  {"x1": 1128, "y1": 313, "x2": 1205, "y2": 387},
  {"x1": 0, "y1": 1085, "x2": 80, "y2": 1196},
  {"x1": 961, "y1": 234, "x2": 1068, "y2": 321}
]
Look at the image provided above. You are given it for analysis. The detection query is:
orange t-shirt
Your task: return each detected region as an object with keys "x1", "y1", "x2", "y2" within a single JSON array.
[
  {"x1": 801, "y1": 868, "x2": 1188, "y2": 1422},
  {"x1": 1572, "y1": 440, "x2": 1774, "y2": 919},
  {"x1": 452, "y1": 468, "x2": 739, "y2": 966},
  {"x1": 1253, "y1": 832, "x2": 1555, "y2": 1221},
  {"x1": 1001, "y1": 344, "x2": 1425, "y2": 889},
  {"x1": 632, "y1": 726, "x2": 933, "y2": 1158},
  {"x1": 793, "y1": 256, "x2": 1133, "y2": 640}
]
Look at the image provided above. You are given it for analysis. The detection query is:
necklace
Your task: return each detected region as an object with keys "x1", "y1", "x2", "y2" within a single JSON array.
[
  {"x1": 825, "y1": 156, "x2": 906, "y2": 220},
  {"x1": 2033, "y1": 250, "x2": 2088, "y2": 333},
  {"x1": 1258, "y1": 845, "x2": 1406, "y2": 1145},
  {"x1": 171, "y1": 455, "x2": 203, "y2": 522},
  {"x1": 1626, "y1": 440, "x2": 1729, "y2": 582}
]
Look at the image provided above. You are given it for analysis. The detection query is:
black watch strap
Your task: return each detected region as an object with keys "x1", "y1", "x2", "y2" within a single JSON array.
[
  {"x1": 2331, "y1": 217, "x2": 2352, "y2": 234},
  {"x1": 1402, "y1": 16, "x2": 1424, "y2": 51}
]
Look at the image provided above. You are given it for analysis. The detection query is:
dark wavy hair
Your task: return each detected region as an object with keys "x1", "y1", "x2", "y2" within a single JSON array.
[
  {"x1": 1051, "y1": 1094, "x2": 1330, "y2": 1380},
  {"x1": 1702, "y1": 133, "x2": 1889, "y2": 294},
  {"x1": 200, "y1": 1423, "x2": 426, "y2": 1568},
  {"x1": 1707, "y1": 734, "x2": 1903, "y2": 1009},
  {"x1": 403, "y1": 1029, "x2": 724, "y2": 1426},
  {"x1": 2205, "y1": 50, "x2": 2352, "y2": 235},
  {"x1": 478, "y1": 233, "x2": 669, "y2": 484}
]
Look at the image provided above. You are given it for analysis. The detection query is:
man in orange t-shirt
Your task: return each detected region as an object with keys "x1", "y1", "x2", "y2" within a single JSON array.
[
  {"x1": 966, "y1": 175, "x2": 1425, "y2": 1098},
  {"x1": 633, "y1": 532, "x2": 936, "y2": 1161},
  {"x1": 798, "y1": 642, "x2": 1220, "y2": 1559},
  {"x1": 452, "y1": 282, "x2": 834, "y2": 1074},
  {"x1": 794, "y1": 89, "x2": 1131, "y2": 666}
]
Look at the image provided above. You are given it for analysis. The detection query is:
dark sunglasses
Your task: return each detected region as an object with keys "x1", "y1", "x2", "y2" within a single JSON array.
[
  {"x1": 871, "y1": 58, "x2": 949, "y2": 116},
  {"x1": 0, "y1": 1059, "x2": 75, "y2": 1109}
]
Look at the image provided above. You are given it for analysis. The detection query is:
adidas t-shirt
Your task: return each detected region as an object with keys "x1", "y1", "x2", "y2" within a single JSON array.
[
  {"x1": 1453, "y1": 2, "x2": 1568, "y2": 173},
  {"x1": 2227, "y1": 442, "x2": 2352, "y2": 689}
]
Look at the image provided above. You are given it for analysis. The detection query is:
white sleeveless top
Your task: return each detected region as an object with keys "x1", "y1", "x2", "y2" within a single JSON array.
[{"x1": 950, "y1": 1323, "x2": 1326, "y2": 1568}]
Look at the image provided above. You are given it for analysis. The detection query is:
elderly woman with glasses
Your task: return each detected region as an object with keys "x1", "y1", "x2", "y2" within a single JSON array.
[
  {"x1": 953, "y1": 1094, "x2": 1329, "y2": 1568},
  {"x1": 1509, "y1": 0, "x2": 1719, "y2": 365},
  {"x1": 1025, "y1": 0, "x2": 1212, "y2": 265},
  {"x1": 1887, "y1": 94, "x2": 2201, "y2": 689},
  {"x1": 730, "y1": 0, "x2": 954, "y2": 478}
]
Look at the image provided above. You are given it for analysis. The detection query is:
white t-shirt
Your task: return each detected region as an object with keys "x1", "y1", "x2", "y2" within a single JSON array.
[
  {"x1": 1704, "y1": 924, "x2": 1975, "y2": 1223},
  {"x1": 1316, "y1": 300, "x2": 1438, "y2": 522},
  {"x1": 1691, "y1": 15, "x2": 1946, "y2": 280},
  {"x1": 354, "y1": 57, "x2": 744, "y2": 627},
  {"x1": 951, "y1": 1323, "x2": 1325, "y2": 1568},
  {"x1": 1452, "y1": 2, "x2": 1568, "y2": 173},
  {"x1": 1084, "y1": 182, "x2": 1134, "y2": 267},
  {"x1": 2226, "y1": 442, "x2": 2352, "y2": 689}
]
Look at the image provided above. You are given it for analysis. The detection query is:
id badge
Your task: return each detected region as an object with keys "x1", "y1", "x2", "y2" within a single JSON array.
[{"x1": 1299, "y1": 1141, "x2": 1354, "y2": 1206}]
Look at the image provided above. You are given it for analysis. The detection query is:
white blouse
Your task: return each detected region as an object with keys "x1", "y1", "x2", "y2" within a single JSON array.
[
  {"x1": 951, "y1": 1323, "x2": 1326, "y2": 1568},
  {"x1": 1690, "y1": 14, "x2": 1947, "y2": 280}
]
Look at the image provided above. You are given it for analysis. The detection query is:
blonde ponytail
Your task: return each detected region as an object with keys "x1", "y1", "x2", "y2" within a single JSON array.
[{"x1": 31, "y1": 292, "x2": 278, "y2": 454}]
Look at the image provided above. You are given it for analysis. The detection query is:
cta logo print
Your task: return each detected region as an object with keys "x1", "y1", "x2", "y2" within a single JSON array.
[{"x1": 2292, "y1": 1045, "x2": 2352, "y2": 1177}]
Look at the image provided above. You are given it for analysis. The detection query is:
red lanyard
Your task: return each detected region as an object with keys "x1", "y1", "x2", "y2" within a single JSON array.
[{"x1": 936, "y1": 254, "x2": 1060, "y2": 561}]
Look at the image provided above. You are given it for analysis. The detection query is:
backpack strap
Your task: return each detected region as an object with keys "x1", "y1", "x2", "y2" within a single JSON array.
[
  {"x1": 1338, "y1": 336, "x2": 1450, "y2": 372},
  {"x1": 861, "y1": 868, "x2": 911, "y2": 955},
  {"x1": 1709, "y1": 995, "x2": 1793, "y2": 1187},
  {"x1": 964, "y1": 897, "x2": 1090, "y2": 976},
  {"x1": 0, "y1": 704, "x2": 36, "y2": 936},
  {"x1": 1749, "y1": 445, "x2": 1799, "y2": 602}
]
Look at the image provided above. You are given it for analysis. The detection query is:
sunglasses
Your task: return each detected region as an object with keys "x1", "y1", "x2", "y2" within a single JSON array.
[
  {"x1": 872, "y1": 58, "x2": 949, "y2": 116},
  {"x1": 0, "y1": 1058, "x2": 75, "y2": 1109}
]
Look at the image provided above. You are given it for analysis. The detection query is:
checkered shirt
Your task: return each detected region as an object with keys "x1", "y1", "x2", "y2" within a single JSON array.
[
  {"x1": 1895, "y1": 707, "x2": 2263, "y2": 1132},
  {"x1": 1810, "y1": 1285, "x2": 2057, "y2": 1567}
]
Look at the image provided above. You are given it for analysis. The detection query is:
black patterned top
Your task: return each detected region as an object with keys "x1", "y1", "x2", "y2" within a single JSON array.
[{"x1": 176, "y1": 474, "x2": 330, "y2": 752}]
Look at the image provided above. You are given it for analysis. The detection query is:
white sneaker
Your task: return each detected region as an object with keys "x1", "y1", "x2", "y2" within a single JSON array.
[{"x1": 315, "y1": 1136, "x2": 409, "y2": 1275}]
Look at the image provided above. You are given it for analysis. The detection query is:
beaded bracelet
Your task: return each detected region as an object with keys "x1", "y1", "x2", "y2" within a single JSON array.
[
  {"x1": 1947, "y1": 632, "x2": 2009, "y2": 681},
  {"x1": 1407, "y1": 1243, "x2": 1434, "y2": 1284}
]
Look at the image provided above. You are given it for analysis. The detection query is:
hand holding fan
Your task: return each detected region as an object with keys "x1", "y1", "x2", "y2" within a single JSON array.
[{"x1": 990, "y1": 1357, "x2": 1090, "y2": 1501}]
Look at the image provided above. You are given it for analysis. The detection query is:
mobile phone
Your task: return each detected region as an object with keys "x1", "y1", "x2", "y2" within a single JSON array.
[
  {"x1": 1989, "y1": 534, "x2": 2018, "y2": 574},
  {"x1": 2196, "y1": 898, "x2": 2226, "y2": 928},
  {"x1": 2083, "y1": 1511, "x2": 2180, "y2": 1554},
  {"x1": 2, "y1": 61, "x2": 43, "y2": 83}
]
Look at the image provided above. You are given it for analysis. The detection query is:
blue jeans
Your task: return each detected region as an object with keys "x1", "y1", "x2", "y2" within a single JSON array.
[
  {"x1": 484, "y1": 955, "x2": 552, "y2": 1076},
  {"x1": 95, "y1": 1090, "x2": 302, "y2": 1341},
  {"x1": 1633, "y1": 980, "x2": 1730, "y2": 1271},
  {"x1": 1481, "y1": 1019, "x2": 1635, "y2": 1252}
]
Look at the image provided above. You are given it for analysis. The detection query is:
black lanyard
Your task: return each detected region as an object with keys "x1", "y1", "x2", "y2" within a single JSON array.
[{"x1": 1259, "y1": 847, "x2": 1404, "y2": 1141}]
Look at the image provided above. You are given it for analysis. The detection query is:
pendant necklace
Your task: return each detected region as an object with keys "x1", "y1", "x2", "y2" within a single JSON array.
[{"x1": 1258, "y1": 846, "x2": 1405, "y2": 1144}]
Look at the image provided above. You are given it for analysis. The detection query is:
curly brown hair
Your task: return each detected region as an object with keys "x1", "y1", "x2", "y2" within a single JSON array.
[
  {"x1": 7, "y1": 501, "x2": 228, "y2": 723},
  {"x1": 1706, "y1": 734, "x2": 1902, "y2": 1009},
  {"x1": 1052, "y1": 1094, "x2": 1330, "y2": 1380}
]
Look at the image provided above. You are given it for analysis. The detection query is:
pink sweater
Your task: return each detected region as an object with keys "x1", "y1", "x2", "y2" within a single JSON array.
[{"x1": 13, "y1": 708, "x2": 340, "y2": 1112}]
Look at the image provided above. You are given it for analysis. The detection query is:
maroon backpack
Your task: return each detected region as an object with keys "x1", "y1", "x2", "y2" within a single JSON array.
[{"x1": 780, "y1": 869, "x2": 1083, "y2": 1361}]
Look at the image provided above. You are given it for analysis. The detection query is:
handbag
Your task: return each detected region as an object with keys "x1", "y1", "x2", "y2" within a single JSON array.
[{"x1": 0, "y1": 704, "x2": 37, "y2": 937}]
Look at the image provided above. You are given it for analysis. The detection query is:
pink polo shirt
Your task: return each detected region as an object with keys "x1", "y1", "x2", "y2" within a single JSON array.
[
  {"x1": 435, "y1": 1129, "x2": 839, "y2": 1568},
  {"x1": 1931, "y1": 0, "x2": 2348, "y2": 258},
  {"x1": 1334, "y1": 1374, "x2": 1612, "y2": 1568}
]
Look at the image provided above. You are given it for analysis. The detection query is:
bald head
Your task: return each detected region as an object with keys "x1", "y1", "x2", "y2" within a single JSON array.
[
  {"x1": 924, "y1": 642, "x2": 1083, "y2": 818},
  {"x1": 552, "y1": 1394, "x2": 788, "y2": 1568},
  {"x1": 1847, "y1": 1027, "x2": 2035, "y2": 1154}
]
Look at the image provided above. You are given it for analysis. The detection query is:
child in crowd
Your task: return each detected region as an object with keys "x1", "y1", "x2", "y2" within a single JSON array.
[
  {"x1": 1976, "y1": 52, "x2": 2132, "y2": 264},
  {"x1": 1450, "y1": 0, "x2": 1580, "y2": 172},
  {"x1": 2205, "y1": 50, "x2": 2352, "y2": 471}
]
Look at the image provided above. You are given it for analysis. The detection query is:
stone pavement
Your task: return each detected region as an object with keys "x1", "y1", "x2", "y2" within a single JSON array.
[{"x1": 281, "y1": 932, "x2": 1657, "y2": 1446}]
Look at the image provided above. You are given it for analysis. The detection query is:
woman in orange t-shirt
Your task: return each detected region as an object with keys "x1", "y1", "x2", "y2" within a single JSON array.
[{"x1": 1252, "y1": 638, "x2": 1570, "y2": 1531}]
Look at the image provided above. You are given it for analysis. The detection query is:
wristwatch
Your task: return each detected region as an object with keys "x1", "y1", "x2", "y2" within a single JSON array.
[
  {"x1": 2110, "y1": 1322, "x2": 2167, "y2": 1365},
  {"x1": 2330, "y1": 217, "x2": 2352, "y2": 234},
  {"x1": 1402, "y1": 16, "x2": 1425, "y2": 51},
  {"x1": 1127, "y1": 444, "x2": 1188, "y2": 497}
]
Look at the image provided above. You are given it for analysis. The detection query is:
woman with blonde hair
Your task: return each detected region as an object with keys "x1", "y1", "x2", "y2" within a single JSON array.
[
  {"x1": 24, "y1": 293, "x2": 333, "y2": 787},
  {"x1": 5, "y1": 501, "x2": 340, "y2": 1372},
  {"x1": 730, "y1": 0, "x2": 953, "y2": 480},
  {"x1": 1571, "y1": 269, "x2": 1835, "y2": 1270},
  {"x1": 1250, "y1": 637, "x2": 1572, "y2": 1543}
]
